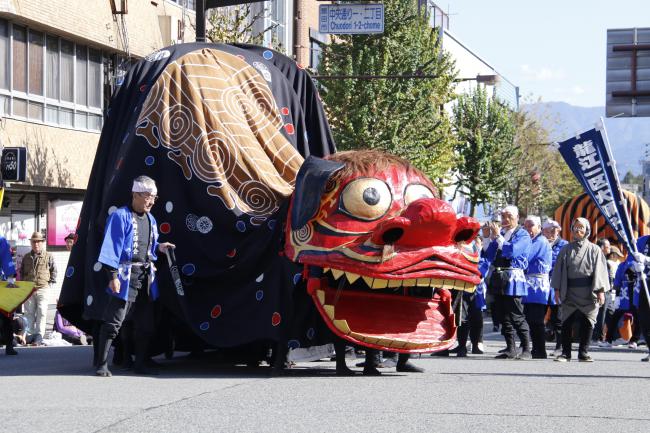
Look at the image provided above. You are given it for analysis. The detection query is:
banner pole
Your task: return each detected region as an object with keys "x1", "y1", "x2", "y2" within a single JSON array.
[{"x1": 598, "y1": 118, "x2": 650, "y2": 306}]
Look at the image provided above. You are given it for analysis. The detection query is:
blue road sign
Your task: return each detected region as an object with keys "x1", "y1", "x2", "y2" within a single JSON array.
[{"x1": 319, "y1": 4, "x2": 384, "y2": 35}]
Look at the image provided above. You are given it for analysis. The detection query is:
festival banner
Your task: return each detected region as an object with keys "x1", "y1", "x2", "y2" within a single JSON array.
[{"x1": 557, "y1": 124, "x2": 635, "y2": 253}]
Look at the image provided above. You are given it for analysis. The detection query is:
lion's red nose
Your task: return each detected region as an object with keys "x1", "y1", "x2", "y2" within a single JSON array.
[{"x1": 371, "y1": 198, "x2": 461, "y2": 247}]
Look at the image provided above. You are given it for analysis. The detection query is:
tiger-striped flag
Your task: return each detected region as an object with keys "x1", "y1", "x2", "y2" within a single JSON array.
[{"x1": 557, "y1": 122, "x2": 635, "y2": 253}]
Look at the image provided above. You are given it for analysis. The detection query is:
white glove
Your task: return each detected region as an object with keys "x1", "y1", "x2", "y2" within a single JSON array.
[
  {"x1": 633, "y1": 252, "x2": 649, "y2": 265},
  {"x1": 633, "y1": 260, "x2": 645, "y2": 273}
]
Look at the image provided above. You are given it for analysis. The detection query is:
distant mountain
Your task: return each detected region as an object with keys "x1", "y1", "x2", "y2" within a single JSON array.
[{"x1": 523, "y1": 101, "x2": 650, "y2": 176}]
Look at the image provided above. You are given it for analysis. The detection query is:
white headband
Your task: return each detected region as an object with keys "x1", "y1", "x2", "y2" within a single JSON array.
[
  {"x1": 132, "y1": 180, "x2": 157, "y2": 195},
  {"x1": 525, "y1": 215, "x2": 541, "y2": 227},
  {"x1": 502, "y1": 205, "x2": 519, "y2": 217}
]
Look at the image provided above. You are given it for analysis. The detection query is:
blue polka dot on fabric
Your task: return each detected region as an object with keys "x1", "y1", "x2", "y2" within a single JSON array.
[
  {"x1": 255, "y1": 290, "x2": 264, "y2": 301},
  {"x1": 236, "y1": 221, "x2": 246, "y2": 232},
  {"x1": 267, "y1": 219, "x2": 276, "y2": 230},
  {"x1": 287, "y1": 339, "x2": 300, "y2": 349},
  {"x1": 182, "y1": 263, "x2": 196, "y2": 276},
  {"x1": 65, "y1": 266, "x2": 75, "y2": 278},
  {"x1": 306, "y1": 328, "x2": 315, "y2": 340},
  {"x1": 199, "y1": 322, "x2": 210, "y2": 331},
  {"x1": 263, "y1": 50, "x2": 273, "y2": 60},
  {"x1": 144, "y1": 155, "x2": 155, "y2": 166},
  {"x1": 293, "y1": 273, "x2": 302, "y2": 285}
]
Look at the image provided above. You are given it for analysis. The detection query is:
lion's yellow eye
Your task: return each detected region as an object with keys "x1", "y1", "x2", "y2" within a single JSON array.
[
  {"x1": 339, "y1": 178, "x2": 392, "y2": 221},
  {"x1": 404, "y1": 184, "x2": 434, "y2": 205}
]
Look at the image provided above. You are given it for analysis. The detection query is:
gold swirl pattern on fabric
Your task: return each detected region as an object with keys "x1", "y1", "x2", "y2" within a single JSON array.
[{"x1": 135, "y1": 49, "x2": 303, "y2": 217}]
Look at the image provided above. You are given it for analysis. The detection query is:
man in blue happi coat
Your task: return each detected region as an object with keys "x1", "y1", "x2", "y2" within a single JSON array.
[
  {"x1": 522, "y1": 215, "x2": 552, "y2": 359},
  {"x1": 486, "y1": 205, "x2": 532, "y2": 359},
  {"x1": 0, "y1": 235, "x2": 18, "y2": 355},
  {"x1": 95, "y1": 176, "x2": 175, "y2": 377},
  {"x1": 542, "y1": 219, "x2": 568, "y2": 356}
]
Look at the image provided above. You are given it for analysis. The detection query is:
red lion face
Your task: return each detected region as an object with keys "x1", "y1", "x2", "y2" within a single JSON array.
[{"x1": 285, "y1": 152, "x2": 481, "y2": 353}]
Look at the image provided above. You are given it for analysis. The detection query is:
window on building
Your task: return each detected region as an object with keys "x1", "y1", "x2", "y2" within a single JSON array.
[
  {"x1": 60, "y1": 39, "x2": 74, "y2": 103},
  {"x1": 0, "y1": 18, "x2": 104, "y2": 132},
  {"x1": 168, "y1": 0, "x2": 196, "y2": 10},
  {"x1": 251, "y1": 1, "x2": 293, "y2": 56},
  {"x1": 12, "y1": 25, "x2": 27, "y2": 93},
  {"x1": 0, "y1": 20, "x2": 9, "y2": 90},
  {"x1": 309, "y1": 28, "x2": 327, "y2": 72},
  {"x1": 28, "y1": 30, "x2": 44, "y2": 96},
  {"x1": 46, "y1": 36, "x2": 59, "y2": 100}
]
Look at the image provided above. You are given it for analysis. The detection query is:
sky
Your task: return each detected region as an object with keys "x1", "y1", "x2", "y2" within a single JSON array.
[{"x1": 442, "y1": 0, "x2": 650, "y2": 107}]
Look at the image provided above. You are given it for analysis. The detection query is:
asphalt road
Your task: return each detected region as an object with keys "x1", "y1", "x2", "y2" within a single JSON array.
[{"x1": 2, "y1": 330, "x2": 649, "y2": 433}]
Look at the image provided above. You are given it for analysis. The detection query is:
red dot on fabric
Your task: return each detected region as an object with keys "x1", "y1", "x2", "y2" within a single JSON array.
[
  {"x1": 226, "y1": 249, "x2": 237, "y2": 258},
  {"x1": 281, "y1": 107, "x2": 290, "y2": 116},
  {"x1": 271, "y1": 312, "x2": 281, "y2": 326},
  {"x1": 284, "y1": 124, "x2": 295, "y2": 135},
  {"x1": 159, "y1": 223, "x2": 171, "y2": 234},
  {"x1": 139, "y1": 84, "x2": 148, "y2": 92},
  {"x1": 211, "y1": 305, "x2": 222, "y2": 319}
]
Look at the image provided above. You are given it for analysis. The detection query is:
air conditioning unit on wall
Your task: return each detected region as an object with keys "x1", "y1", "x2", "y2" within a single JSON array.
[{"x1": 159, "y1": 15, "x2": 184, "y2": 45}]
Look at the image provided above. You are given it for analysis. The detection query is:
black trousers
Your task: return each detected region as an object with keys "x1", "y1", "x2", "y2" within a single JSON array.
[
  {"x1": 637, "y1": 286, "x2": 650, "y2": 346},
  {"x1": 1, "y1": 315, "x2": 13, "y2": 348},
  {"x1": 524, "y1": 303, "x2": 547, "y2": 357},
  {"x1": 548, "y1": 304, "x2": 562, "y2": 349},
  {"x1": 494, "y1": 294, "x2": 530, "y2": 347},
  {"x1": 561, "y1": 309, "x2": 593, "y2": 359},
  {"x1": 99, "y1": 291, "x2": 155, "y2": 341},
  {"x1": 468, "y1": 301, "x2": 484, "y2": 347}
]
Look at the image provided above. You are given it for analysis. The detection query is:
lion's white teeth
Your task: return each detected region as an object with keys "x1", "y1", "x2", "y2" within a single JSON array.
[
  {"x1": 345, "y1": 272, "x2": 360, "y2": 284},
  {"x1": 323, "y1": 268, "x2": 476, "y2": 292}
]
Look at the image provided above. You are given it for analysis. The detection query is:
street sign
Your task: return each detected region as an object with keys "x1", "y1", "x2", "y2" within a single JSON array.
[
  {"x1": 319, "y1": 4, "x2": 384, "y2": 35},
  {"x1": 1, "y1": 147, "x2": 27, "y2": 182},
  {"x1": 606, "y1": 27, "x2": 650, "y2": 117}
]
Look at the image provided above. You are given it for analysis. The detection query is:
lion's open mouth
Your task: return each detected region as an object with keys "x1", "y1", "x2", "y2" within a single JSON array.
[{"x1": 308, "y1": 266, "x2": 476, "y2": 353}]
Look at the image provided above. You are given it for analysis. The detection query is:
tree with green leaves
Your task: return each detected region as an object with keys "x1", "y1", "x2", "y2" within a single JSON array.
[
  {"x1": 205, "y1": 5, "x2": 279, "y2": 49},
  {"x1": 504, "y1": 107, "x2": 582, "y2": 217},
  {"x1": 317, "y1": 0, "x2": 458, "y2": 182},
  {"x1": 622, "y1": 171, "x2": 644, "y2": 187},
  {"x1": 451, "y1": 86, "x2": 518, "y2": 216}
]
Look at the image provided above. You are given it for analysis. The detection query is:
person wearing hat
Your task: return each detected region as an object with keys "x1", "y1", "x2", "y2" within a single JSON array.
[
  {"x1": 21, "y1": 231, "x2": 57, "y2": 346},
  {"x1": 485, "y1": 205, "x2": 533, "y2": 359},
  {"x1": 542, "y1": 219, "x2": 568, "y2": 356},
  {"x1": 94, "y1": 175, "x2": 175, "y2": 377},
  {"x1": 64, "y1": 233, "x2": 75, "y2": 251},
  {"x1": 551, "y1": 218, "x2": 609, "y2": 362}
]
